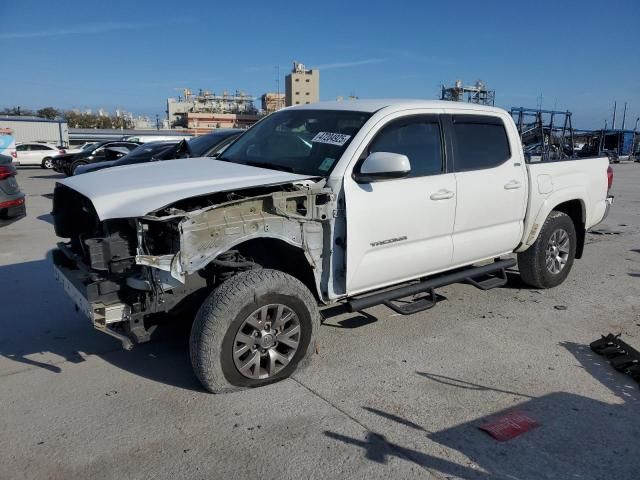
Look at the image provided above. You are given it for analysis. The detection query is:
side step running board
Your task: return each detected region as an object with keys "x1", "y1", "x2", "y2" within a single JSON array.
[
  {"x1": 465, "y1": 268, "x2": 509, "y2": 290},
  {"x1": 347, "y1": 258, "x2": 516, "y2": 314},
  {"x1": 383, "y1": 288, "x2": 438, "y2": 315}
]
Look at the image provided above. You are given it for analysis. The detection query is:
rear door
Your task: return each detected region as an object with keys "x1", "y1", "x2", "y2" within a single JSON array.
[
  {"x1": 344, "y1": 114, "x2": 457, "y2": 294},
  {"x1": 446, "y1": 114, "x2": 528, "y2": 265}
]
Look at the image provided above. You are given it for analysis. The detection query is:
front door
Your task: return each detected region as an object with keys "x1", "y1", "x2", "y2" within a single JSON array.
[{"x1": 344, "y1": 115, "x2": 457, "y2": 295}]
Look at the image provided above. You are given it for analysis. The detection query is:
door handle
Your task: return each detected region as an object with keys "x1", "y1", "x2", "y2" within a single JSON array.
[
  {"x1": 504, "y1": 180, "x2": 522, "y2": 190},
  {"x1": 430, "y1": 189, "x2": 455, "y2": 201}
]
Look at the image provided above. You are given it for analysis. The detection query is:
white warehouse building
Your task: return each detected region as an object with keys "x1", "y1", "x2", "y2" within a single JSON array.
[{"x1": 0, "y1": 117, "x2": 69, "y2": 146}]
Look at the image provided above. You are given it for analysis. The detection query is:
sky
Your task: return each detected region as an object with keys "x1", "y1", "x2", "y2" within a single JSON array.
[{"x1": 1, "y1": 0, "x2": 639, "y2": 129}]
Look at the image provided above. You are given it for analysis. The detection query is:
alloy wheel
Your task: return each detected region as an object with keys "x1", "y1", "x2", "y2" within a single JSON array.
[
  {"x1": 232, "y1": 304, "x2": 301, "y2": 380},
  {"x1": 545, "y1": 228, "x2": 570, "y2": 274}
]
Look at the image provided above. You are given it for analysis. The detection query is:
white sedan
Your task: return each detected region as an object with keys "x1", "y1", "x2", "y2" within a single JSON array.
[{"x1": 15, "y1": 143, "x2": 65, "y2": 169}]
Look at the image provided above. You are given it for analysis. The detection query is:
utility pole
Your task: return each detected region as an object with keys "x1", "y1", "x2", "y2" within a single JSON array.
[
  {"x1": 621, "y1": 102, "x2": 627, "y2": 130},
  {"x1": 156, "y1": 114, "x2": 160, "y2": 131},
  {"x1": 611, "y1": 101, "x2": 617, "y2": 130},
  {"x1": 276, "y1": 65, "x2": 281, "y2": 110}
]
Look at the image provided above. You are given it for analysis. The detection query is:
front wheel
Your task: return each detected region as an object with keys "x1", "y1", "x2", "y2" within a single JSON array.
[
  {"x1": 41, "y1": 157, "x2": 53, "y2": 169},
  {"x1": 517, "y1": 211, "x2": 577, "y2": 289},
  {"x1": 190, "y1": 269, "x2": 320, "y2": 393},
  {"x1": 70, "y1": 160, "x2": 87, "y2": 175}
]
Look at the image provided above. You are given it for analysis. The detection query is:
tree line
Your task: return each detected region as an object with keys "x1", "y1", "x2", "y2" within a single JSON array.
[{"x1": 1, "y1": 106, "x2": 134, "y2": 129}]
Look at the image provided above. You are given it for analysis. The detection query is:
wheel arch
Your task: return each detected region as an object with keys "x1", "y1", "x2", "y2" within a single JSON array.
[
  {"x1": 551, "y1": 199, "x2": 586, "y2": 258},
  {"x1": 237, "y1": 237, "x2": 321, "y2": 301},
  {"x1": 518, "y1": 192, "x2": 586, "y2": 258},
  {"x1": 199, "y1": 236, "x2": 323, "y2": 303}
]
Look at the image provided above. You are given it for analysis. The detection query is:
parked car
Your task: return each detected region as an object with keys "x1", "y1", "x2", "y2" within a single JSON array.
[
  {"x1": 75, "y1": 129, "x2": 242, "y2": 175},
  {"x1": 51, "y1": 100, "x2": 613, "y2": 393},
  {"x1": 182, "y1": 129, "x2": 243, "y2": 157},
  {"x1": 123, "y1": 135, "x2": 192, "y2": 143},
  {"x1": 63, "y1": 142, "x2": 96, "y2": 155},
  {"x1": 0, "y1": 153, "x2": 26, "y2": 226},
  {"x1": 52, "y1": 141, "x2": 140, "y2": 176},
  {"x1": 15, "y1": 143, "x2": 65, "y2": 169},
  {"x1": 75, "y1": 141, "x2": 180, "y2": 175}
]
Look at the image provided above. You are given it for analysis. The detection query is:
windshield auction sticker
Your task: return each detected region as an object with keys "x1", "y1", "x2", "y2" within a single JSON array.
[{"x1": 312, "y1": 132, "x2": 351, "y2": 146}]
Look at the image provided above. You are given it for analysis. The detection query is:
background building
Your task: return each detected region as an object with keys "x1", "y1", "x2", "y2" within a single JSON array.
[
  {"x1": 285, "y1": 62, "x2": 319, "y2": 106},
  {"x1": 261, "y1": 93, "x2": 285, "y2": 114},
  {"x1": 167, "y1": 88, "x2": 258, "y2": 129},
  {"x1": 184, "y1": 112, "x2": 256, "y2": 134},
  {"x1": 0, "y1": 117, "x2": 69, "y2": 146}
]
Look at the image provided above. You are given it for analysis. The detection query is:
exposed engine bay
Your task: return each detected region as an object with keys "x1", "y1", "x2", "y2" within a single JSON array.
[{"x1": 51, "y1": 180, "x2": 337, "y2": 348}]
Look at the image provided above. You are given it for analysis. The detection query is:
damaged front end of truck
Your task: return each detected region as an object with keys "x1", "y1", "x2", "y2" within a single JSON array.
[{"x1": 51, "y1": 179, "x2": 336, "y2": 349}]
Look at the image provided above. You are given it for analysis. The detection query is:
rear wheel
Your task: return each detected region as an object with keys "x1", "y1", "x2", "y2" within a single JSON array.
[
  {"x1": 41, "y1": 157, "x2": 53, "y2": 169},
  {"x1": 190, "y1": 269, "x2": 320, "y2": 393},
  {"x1": 517, "y1": 211, "x2": 577, "y2": 289}
]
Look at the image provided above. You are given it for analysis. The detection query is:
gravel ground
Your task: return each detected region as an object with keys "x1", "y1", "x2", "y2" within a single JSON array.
[{"x1": 1, "y1": 164, "x2": 638, "y2": 480}]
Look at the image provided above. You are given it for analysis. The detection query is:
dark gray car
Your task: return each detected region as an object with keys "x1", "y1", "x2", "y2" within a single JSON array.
[
  {"x1": 75, "y1": 129, "x2": 243, "y2": 175},
  {"x1": 0, "y1": 154, "x2": 26, "y2": 226}
]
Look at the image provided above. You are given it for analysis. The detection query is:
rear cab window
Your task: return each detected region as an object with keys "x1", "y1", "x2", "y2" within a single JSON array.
[{"x1": 450, "y1": 115, "x2": 511, "y2": 171}]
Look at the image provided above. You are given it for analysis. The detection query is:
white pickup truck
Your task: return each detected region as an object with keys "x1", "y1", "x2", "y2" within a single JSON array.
[{"x1": 51, "y1": 100, "x2": 614, "y2": 393}]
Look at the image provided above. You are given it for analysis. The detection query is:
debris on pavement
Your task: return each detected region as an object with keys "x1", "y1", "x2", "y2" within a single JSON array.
[
  {"x1": 478, "y1": 411, "x2": 540, "y2": 441},
  {"x1": 590, "y1": 333, "x2": 640, "y2": 383}
]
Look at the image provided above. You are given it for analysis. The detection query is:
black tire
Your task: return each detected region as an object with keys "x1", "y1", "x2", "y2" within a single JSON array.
[
  {"x1": 41, "y1": 157, "x2": 53, "y2": 169},
  {"x1": 517, "y1": 211, "x2": 577, "y2": 289},
  {"x1": 70, "y1": 160, "x2": 87, "y2": 175},
  {"x1": 190, "y1": 269, "x2": 320, "y2": 393}
]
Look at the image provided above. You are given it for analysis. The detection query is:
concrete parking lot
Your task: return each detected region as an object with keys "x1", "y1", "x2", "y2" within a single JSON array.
[{"x1": 1, "y1": 164, "x2": 638, "y2": 480}]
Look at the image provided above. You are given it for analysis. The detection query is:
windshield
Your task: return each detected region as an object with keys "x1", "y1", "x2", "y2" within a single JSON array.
[{"x1": 219, "y1": 110, "x2": 371, "y2": 175}]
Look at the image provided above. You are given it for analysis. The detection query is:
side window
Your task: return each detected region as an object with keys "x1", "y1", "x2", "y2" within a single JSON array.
[
  {"x1": 451, "y1": 116, "x2": 510, "y2": 171},
  {"x1": 16, "y1": 145, "x2": 28, "y2": 151},
  {"x1": 368, "y1": 118, "x2": 443, "y2": 177}
]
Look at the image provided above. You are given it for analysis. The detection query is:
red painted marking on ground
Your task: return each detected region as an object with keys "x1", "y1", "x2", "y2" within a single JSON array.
[{"x1": 478, "y1": 411, "x2": 540, "y2": 441}]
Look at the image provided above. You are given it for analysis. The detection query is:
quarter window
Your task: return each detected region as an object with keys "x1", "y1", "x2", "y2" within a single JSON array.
[
  {"x1": 368, "y1": 118, "x2": 443, "y2": 177},
  {"x1": 451, "y1": 116, "x2": 510, "y2": 171}
]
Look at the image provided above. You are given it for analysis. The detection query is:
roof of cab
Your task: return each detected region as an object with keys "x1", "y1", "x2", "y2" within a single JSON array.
[{"x1": 289, "y1": 99, "x2": 506, "y2": 115}]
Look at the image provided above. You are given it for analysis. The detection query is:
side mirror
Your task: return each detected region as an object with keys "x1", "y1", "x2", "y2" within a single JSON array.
[{"x1": 352, "y1": 151, "x2": 411, "y2": 183}]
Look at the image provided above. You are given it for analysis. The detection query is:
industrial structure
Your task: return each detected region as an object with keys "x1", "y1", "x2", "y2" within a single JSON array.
[
  {"x1": 574, "y1": 128, "x2": 638, "y2": 161},
  {"x1": 285, "y1": 62, "x2": 319, "y2": 106},
  {"x1": 511, "y1": 107, "x2": 575, "y2": 161},
  {"x1": 261, "y1": 93, "x2": 286, "y2": 114},
  {"x1": 441, "y1": 80, "x2": 495, "y2": 106},
  {"x1": 167, "y1": 88, "x2": 259, "y2": 129}
]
